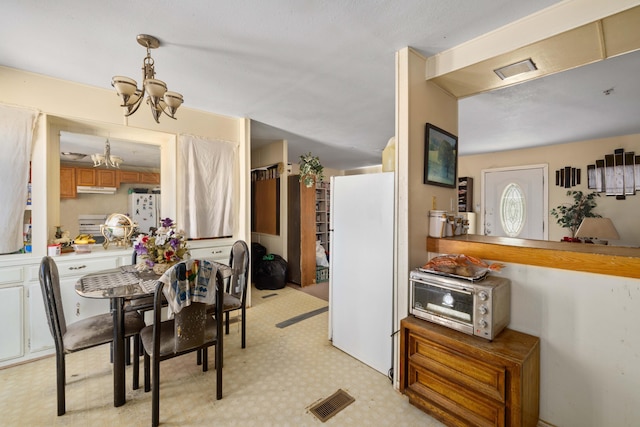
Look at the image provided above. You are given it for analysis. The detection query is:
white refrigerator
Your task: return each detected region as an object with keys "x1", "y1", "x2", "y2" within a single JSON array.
[
  {"x1": 129, "y1": 193, "x2": 160, "y2": 234},
  {"x1": 329, "y1": 172, "x2": 394, "y2": 376}
]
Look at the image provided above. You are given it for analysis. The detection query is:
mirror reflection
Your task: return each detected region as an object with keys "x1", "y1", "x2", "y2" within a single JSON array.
[{"x1": 59, "y1": 131, "x2": 161, "y2": 240}]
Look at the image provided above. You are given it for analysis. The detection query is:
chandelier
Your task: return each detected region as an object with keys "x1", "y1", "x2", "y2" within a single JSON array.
[
  {"x1": 91, "y1": 139, "x2": 123, "y2": 168},
  {"x1": 112, "y1": 34, "x2": 183, "y2": 123}
]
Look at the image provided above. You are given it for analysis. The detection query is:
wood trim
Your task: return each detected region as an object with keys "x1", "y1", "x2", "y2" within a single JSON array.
[{"x1": 427, "y1": 235, "x2": 640, "y2": 279}]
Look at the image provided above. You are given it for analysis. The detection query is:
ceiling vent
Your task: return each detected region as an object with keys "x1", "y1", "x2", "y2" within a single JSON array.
[{"x1": 494, "y1": 58, "x2": 537, "y2": 80}]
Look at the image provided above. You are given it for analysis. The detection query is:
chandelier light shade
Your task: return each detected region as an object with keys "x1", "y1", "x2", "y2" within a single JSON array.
[
  {"x1": 112, "y1": 34, "x2": 183, "y2": 123},
  {"x1": 91, "y1": 139, "x2": 123, "y2": 168}
]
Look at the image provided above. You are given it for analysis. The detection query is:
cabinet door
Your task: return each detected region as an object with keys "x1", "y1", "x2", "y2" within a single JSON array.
[
  {"x1": 0, "y1": 286, "x2": 24, "y2": 362},
  {"x1": 140, "y1": 172, "x2": 160, "y2": 184},
  {"x1": 60, "y1": 166, "x2": 77, "y2": 198},
  {"x1": 97, "y1": 169, "x2": 117, "y2": 187},
  {"x1": 118, "y1": 170, "x2": 140, "y2": 184},
  {"x1": 76, "y1": 168, "x2": 96, "y2": 186},
  {"x1": 28, "y1": 282, "x2": 54, "y2": 352},
  {"x1": 59, "y1": 277, "x2": 111, "y2": 322}
]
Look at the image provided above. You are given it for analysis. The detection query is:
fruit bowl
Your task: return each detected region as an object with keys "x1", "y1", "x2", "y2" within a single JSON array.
[{"x1": 73, "y1": 244, "x2": 93, "y2": 254}]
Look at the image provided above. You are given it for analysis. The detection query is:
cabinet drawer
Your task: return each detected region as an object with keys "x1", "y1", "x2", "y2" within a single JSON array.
[
  {"x1": 408, "y1": 362, "x2": 505, "y2": 427},
  {"x1": 409, "y1": 332, "x2": 506, "y2": 403},
  {"x1": 50, "y1": 258, "x2": 119, "y2": 278},
  {"x1": 190, "y1": 245, "x2": 232, "y2": 262},
  {"x1": 0, "y1": 266, "x2": 23, "y2": 284}
]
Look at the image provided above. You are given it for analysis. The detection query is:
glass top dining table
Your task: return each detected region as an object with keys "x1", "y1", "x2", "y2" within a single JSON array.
[
  {"x1": 75, "y1": 265, "x2": 158, "y2": 407},
  {"x1": 75, "y1": 263, "x2": 232, "y2": 407}
]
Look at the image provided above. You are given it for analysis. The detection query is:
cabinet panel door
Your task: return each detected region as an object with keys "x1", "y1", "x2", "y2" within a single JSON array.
[
  {"x1": 60, "y1": 166, "x2": 77, "y2": 198},
  {"x1": 28, "y1": 282, "x2": 54, "y2": 352},
  {"x1": 76, "y1": 168, "x2": 96, "y2": 186},
  {"x1": 118, "y1": 170, "x2": 140, "y2": 184},
  {"x1": 0, "y1": 286, "x2": 24, "y2": 362},
  {"x1": 97, "y1": 169, "x2": 117, "y2": 187},
  {"x1": 139, "y1": 172, "x2": 160, "y2": 184}
]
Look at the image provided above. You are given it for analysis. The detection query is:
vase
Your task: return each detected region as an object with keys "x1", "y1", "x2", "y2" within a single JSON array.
[{"x1": 152, "y1": 262, "x2": 174, "y2": 275}]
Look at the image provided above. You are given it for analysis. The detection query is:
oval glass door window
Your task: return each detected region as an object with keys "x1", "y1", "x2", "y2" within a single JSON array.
[{"x1": 500, "y1": 183, "x2": 526, "y2": 237}]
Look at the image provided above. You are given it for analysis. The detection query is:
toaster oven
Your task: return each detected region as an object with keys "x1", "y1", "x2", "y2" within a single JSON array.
[{"x1": 409, "y1": 269, "x2": 511, "y2": 340}]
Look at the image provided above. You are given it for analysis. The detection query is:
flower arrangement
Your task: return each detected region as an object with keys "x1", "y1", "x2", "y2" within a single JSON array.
[
  {"x1": 133, "y1": 218, "x2": 189, "y2": 271},
  {"x1": 299, "y1": 152, "x2": 324, "y2": 188}
]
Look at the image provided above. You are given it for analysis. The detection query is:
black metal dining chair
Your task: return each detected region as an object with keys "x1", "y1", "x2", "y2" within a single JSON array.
[
  {"x1": 140, "y1": 260, "x2": 224, "y2": 427},
  {"x1": 221, "y1": 240, "x2": 250, "y2": 348},
  {"x1": 39, "y1": 256, "x2": 146, "y2": 416}
]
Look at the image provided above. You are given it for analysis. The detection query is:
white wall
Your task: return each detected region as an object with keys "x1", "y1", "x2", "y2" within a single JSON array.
[
  {"x1": 0, "y1": 66, "x2": 250, "y2": 257},
  {"x1": 490, "y1": 260, "x2": 640, "y2": 426}
]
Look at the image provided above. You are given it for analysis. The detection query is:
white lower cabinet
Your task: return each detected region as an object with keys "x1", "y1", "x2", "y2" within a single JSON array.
[
  {"x1": 54, "y1": 257, "x2": 117, "y2": 322},
  {"x1": 27, "y1": 281, "x2": 54, "y2": 352},
  {"x1": 0, "y1": 285, "x2": 24, "y2": 362},
  {"x1": 0, "y1": 243, "x2": 234, "y2": 368}
]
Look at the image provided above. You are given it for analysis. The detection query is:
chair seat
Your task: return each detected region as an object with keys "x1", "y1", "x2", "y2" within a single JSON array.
[
  {"x1": 140, "y1": 316, "x2": 218, "y2": 358},
  {"x1": 206, "y1": 293, "x2": 242, "y2": 314},
  {"x1": 63, "y1": 311, "x2": 145, "y2": 352}
]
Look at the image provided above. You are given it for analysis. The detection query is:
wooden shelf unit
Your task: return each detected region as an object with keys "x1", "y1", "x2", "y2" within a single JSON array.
[
  {"x1": 400, "y1": 316, "x2": 540, "y2": 427},
  {"x1": 315, "y1": 181, "x2": 330, "y2": 251},
  {"x1": 458, "y1": 176, "x2": 473, "y2": 212}
]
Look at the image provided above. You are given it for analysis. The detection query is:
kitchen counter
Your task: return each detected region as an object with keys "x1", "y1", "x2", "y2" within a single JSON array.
[{"x1": 427, "y1": 235, "x2": 640, "y2": 279}]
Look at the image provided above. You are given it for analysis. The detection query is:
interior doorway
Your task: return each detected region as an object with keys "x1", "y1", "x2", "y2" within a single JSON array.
[{"x1": 481, "y1": 164, "x2": 548, "y2": 240}]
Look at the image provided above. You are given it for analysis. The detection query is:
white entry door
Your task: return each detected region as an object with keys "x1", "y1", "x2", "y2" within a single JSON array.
[{"x1": 482, "y1": 165, "x2": 548, "y2": 240}]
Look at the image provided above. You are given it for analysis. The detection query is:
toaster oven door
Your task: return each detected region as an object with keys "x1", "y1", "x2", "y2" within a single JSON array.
[{"x1": 411, "y1": 279, "x2": 474, "y2": 334}]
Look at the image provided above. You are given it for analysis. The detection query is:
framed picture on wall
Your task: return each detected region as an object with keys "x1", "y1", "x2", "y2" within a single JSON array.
[{"x1": 424, "y1": 123, "x2": 458, "y2": 188}]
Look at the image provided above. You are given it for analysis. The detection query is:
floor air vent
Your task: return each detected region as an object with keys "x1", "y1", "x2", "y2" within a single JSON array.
[{"x1": 309, "y1": 389, "x2": 355, "y2": 422}]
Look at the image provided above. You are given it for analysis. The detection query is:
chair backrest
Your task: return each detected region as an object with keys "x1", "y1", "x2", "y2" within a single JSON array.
[
  {"x1": 153, "y1": 261, "x2": 223, "y2": 354},
  {"x1": 228, "y1": 240, "x2": 250, "y2": 304},
  {"x1": 39, "y1": 256, "x2": 67, "y2": 353}
]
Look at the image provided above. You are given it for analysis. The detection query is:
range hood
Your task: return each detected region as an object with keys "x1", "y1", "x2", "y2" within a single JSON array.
[{"x1": 77, "y1": 186, "x2": 117, "y2": 195}]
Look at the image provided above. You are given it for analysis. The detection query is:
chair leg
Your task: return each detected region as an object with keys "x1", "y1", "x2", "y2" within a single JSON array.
[
  {"x1": 202, "y1": 347, "x2": 208, "y2": 372},
  {"x1": 125, "y1": 337, "x2": 131, "y2": 366},
  {"x1": 152, "y1": 354, "x2": 160, "y2": 427},
  {"x1": 56, "y1": 352, "x2": 66, "y2": 416},
  {"x1": 144, "y1": 353, "x2": 151, "y2": 393},
  {"x1": 197, "y1": 349, "x2": 202, "y2": 365},
  {"x1": 241, "y1": 307, "x2": 246, "y2": 349},
  {"x1": 216, "y1": 343, "x2": 222, "y2": 400},
  {"x1": 132, "y1": 335, "x2": 140, "y2": 390},
  {"x1": 225, "y1": 311, "x2": 230, "y2": 335}
]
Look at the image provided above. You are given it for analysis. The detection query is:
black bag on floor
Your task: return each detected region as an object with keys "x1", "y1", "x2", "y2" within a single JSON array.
[
  {"x1": 255, "y1": 254, "x2": 288, "y2": 290},
  {"x1": 251, "y1": 242, "x2": 267, "y2": 277}
]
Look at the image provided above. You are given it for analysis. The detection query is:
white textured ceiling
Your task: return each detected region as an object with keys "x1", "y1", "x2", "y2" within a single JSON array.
[{"x1": 4, "y1": 0, "x2": 637, "y2": 170}]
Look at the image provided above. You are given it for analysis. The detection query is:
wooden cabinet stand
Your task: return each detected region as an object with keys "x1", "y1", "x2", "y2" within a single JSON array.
[
  {"x1": 287, "y1": 175, "x2": 316, "y2": 286},
  {"x1": 400, "y1": 316, "x2": 539, "y2": 427}
]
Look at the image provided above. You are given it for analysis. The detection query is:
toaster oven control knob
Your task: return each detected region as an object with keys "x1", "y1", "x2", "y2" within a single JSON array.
[
  {"x1": 479, "y1": 305, "x2": 488, "y2": 315},
  {"x1": 478, "y1": 291, "x2": 488, "y2": 301},
  {"x1": 479, "y1": 319, "x2": 488, "y2": 328}
]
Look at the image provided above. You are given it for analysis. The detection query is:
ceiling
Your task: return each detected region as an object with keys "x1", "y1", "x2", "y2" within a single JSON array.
[{"x1": 2, "y1": 1, "x2": 639, "y2": 170}]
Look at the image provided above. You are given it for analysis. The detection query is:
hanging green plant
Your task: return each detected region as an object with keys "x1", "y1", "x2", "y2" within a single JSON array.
[
  {"x1": 550, "y1": 190, "x2": 601, "y2": 238},
  {"x1": 299, "y1": 152, "x2": 324, "y2": 188}
]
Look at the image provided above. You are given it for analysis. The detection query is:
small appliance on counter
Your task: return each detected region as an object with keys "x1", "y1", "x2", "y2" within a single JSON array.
[{"x1": 409, "y1": 267, "x2": 510, "y2": 341}]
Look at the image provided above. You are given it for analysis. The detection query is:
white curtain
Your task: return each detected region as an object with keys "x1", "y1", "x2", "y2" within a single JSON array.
[
  {"x1": 178, "y1": 134, "x2": 236, "y2": 238},
  {"x1": 0, "y1": 104, "x2": 38, "y2": 254}
]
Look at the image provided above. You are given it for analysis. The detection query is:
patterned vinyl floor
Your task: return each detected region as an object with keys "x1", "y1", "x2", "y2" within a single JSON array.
[{"x1": 0, "y1": 285, "x2": 444, "y2": 426}]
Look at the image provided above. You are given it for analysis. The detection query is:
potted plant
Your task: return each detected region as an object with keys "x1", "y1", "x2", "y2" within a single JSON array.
[
  {"x1": 550, "y1": 190, "x2": 601, "y2": 240},
  {"x1": 299, "y1": 152, "x2": 325, "y2": 188}
]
